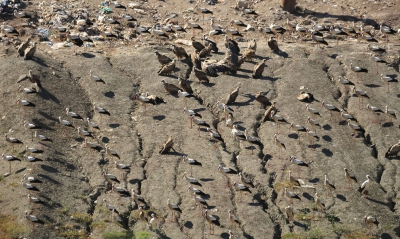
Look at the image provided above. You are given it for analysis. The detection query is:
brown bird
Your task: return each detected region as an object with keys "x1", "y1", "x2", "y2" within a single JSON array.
[
  {"x1": 385, "y1": 140, "x2": 400, "y2": 158},
  {"x1": 228, "y1": 210, "x2": 240, "y2": 230},
  {"x1": 24, "y1": 42, "x2": 36, "y2": 60},
  {"x1": 344, "y1": 168, "x2": 358, "y2": 189},
  {"x1": 225, "y1": 86, "x2": 241, "y2": 105},
  {"x1": 158, "y1": 59, "x2": 175, "y2": 75},
  {"x1": 262, "y1": 102, "x2": 276, "y2": 122},
  {"x1": 252, "y1": 59, "x2": 267, "y2": 79},
  {"x1": 242, "y1": 48, "x2": 256, "y2": 61},
  {"x1": 248, "y1": 38, "x2": 257, "y2": 51},
  {"x1": 178, "y1": 77, "x2": 193, "y2": 94},
  {"x1": 193, "y1": 67, "x2": 210, "y2": 83},
  {"x1": 5, "y1": 134, "x2": 23, "y2": 151},
  {"x1": 161, "y1": 80, "x2": 181, "y2": 95},
  {"x1": 255, "y1": 92, "x2": 271, "y2": 109},
  {"x1": 198, "y1": 45, "x2": 212, "y2": 58},
  {"x1": 172, "y1": 45, "x2": 188, "y2": 59},
  {"x1": 324, "y1": 175, "x2": 336, "y2": 196},
  {"x1": 268, "y1": 36, "x2": 280, "y2": 52},
  {"x1": 155, "y1": 51, "x2": 172, "y2": 65},
  {"x1": 191, "y1": 37, "x2": 205, "y2": 52},
  {"x1": 203, "y1": 209, "x2": 220, "y2": 235},
  {"x1": 17, "y1": 36, "x2": 32, "y2": 57},
  {"x1": 159, "y1": 135, "x2": 175, "y2": 154},
  {"x1": 285, "y1": 206, "x2": 294, "y2": 222}
]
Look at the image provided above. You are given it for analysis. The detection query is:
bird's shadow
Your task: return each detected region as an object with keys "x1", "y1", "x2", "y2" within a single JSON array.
[
  {"x1": 293, "y1": 221, "x2": 308, "y2": 229},
  {"x1": 153, "y1": 115, "x2": 165, "y2": 121},
  {"x1": 309, "y1": 178, "x2": 320, "y2": 183},
  {"x1": 382, "y1": 122, "x2": 393, "y2": 128},
  {"x1": 336, "y1": 194, "x2": 347, "y2": 201},
  {"x1": 235, "y1": 73, "x2": 251, "y2": 79},
  {"x1": 39, "y1": 87, "x2": 61, "y2": 104},
  {"x1": 31, "y1": 119, "x2": 54, "y2": 131},
  {"x1": 101, "y1": 137, "x2": 110, "y2": 143},
  {"x1": 288, "y1": 133, "x2": 298, "y2": 140},
  {"x1": 41, "y1": 164, "x2": 60, "y2": 173},
  {"x1": 129, "y1": 178, "x2": 141, "y2": 185},
  {"x1": 367, "y1": 197, "x2": 393, "y2": 209},
  {"x1": 15, "y1": 167, "x2": 27, "y2": 174},
  {"x1": 322, "y1": 135, "x2": 332, "y2": 142},
  {"x1": 184, "y1": 221, "x2": 193, "y2": 229},
  {"x1": 38, "y1": 111, "x2": 59, "y2": 122},
  {"x1": 200, "y1": 82, "x2": 215, "y2": 87},
  {"x1": 38, "y1": 173, "x2": 61, "y2": 184},
  {"x1": 32, "y1": 57, "x2": 49, "y2": 67},
  {"x1": 302, "y1": 192, "x2": 313, "y2": 201},
  {"x1": 81, "y1": 52, "x2": 96, "y2": 58},
  {"x1": 109, "y1": 123, "x2": 120, "y2": 128},
  {"x1": 323, "y1": 124, "x2": 331, "y2": 130},
  {"x1": 321, "y1": 148, "x2": 333, "y2": 157},
  {"x1": 308, "y1": 144, "x2": 321, "y2": 149},
  {"x1": 364, "y1": 83, "x2": 381, "y2": 88},
  {"x1": 199, "y1": 178, "x2": 214, "y2": 182},
  {"x1": 104, "y1": 91, "x2": 115, "y2": 98},
  {"x1": 275, "y1": 51, "x2": 289, "y2": 58}
]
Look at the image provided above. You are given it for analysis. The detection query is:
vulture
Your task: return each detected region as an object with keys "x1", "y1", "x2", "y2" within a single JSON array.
[
  {"x1": 172, "y1": 45, "x2": 188, "y2": 59},
  {"x1": 262, "y1": 102, "x2": 276, "y2": 122},
  {"x1": 225, "y1": 86, "x2": 240, "y2": 105},
  {"x1": 248, "y1": 39, "x2": 257, "y2": 51},
  {"x1": 385, "y1": 140, "x2": 400, "y2": 158},
  {"x1": 255, "y1": 92, "x2": 271, "y2": 108},
  {"x1": 297, "y1": 92, "x2": 314, "y2": 102},
  {"x1": 159, "y1": 136, "x2": 175, "y2": 154},
  {"x1": 202, "y1": 60, "x2": 219, "y2": 77},
  {"x1": 17, "y1": 36, "x2": 32, "y2": 57},
  {"x1": 178, "y1": 77, "x2": 193, "y2": 94},
  {"x1": 161, "y1": 80, "x2": 181, "y2": 95},
  {"x1": 242, "y1": 49, "x2": 256, "y2": 61},
  {"x1": 203, "y1": 35, "x2": 218, "y2": 53},
  {"x1": 236, "y1": 56, "x2": 246, "y2": 69},
  {"x1": 190, "y1": 51, "x2": 202, "y2": 69},
  {"x1": 158, "y1": 60, "x2": 175, "y2": 75},
  {"x1": 224, "y1": 36, "x2": 240, "y2": 54},
  {"x1": 193, "y1": 67, "x2": 210, "y2": 83},
  {"x1": 24, "y1": 42, "x2": 37, "y2": 60},
  {"x1": 252, "y1": 59, "x2": 267, "y2": 79},
  {"x1": 191, "y1": 37, "x2": 205, "y2": 52},
  {"x1": 198, "y1": 45, "x2": 212, "y2": 59},
  {"x1": 155, "y1": 52, "x2": 172, "y2": 65},
  {"x1": 268, "y1": 36, "x2": 280, "y2": 52}
]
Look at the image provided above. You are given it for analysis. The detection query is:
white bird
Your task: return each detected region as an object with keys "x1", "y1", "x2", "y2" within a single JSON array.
[
  {"x1": 358, "y1": 175, "x2": 373, "y2": 199},
  {"x1": 178, "y1": 90, "x2": 193, "y2": 108},
  {"x1": 183, "y1": 172, "x2": 202, "y2": 186}
]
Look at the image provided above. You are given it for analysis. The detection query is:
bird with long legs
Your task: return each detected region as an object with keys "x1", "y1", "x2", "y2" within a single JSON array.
[
  {"x1": 183, "y1": 172, "x2": 202, "y2": 186},
  {"x1": 289, "y1": 156, "x2": 309, "y2": 176},
  {"x1": 384, "y1": 106, "x2": 396, "y2": 126},
  {"x1": 181, "y1": 155, "x2": 202, "y2": 176},
  {"x1": 203, "y1": 209, "x2": 220, "y2": 235},
  {"x1": 314, "y1": 192, "x2": 326, "y2": 211},
  {"x1": 353, "y1": 87, "x2": 369, "y2": 110},
  {"x1": 238, "y1": 172, "x2": 255, "y2": 188},
  {"x1": 5, "y1": 134, "x2": 23, "y2": 151},
  {"x1": 93, "y1": 103, "x2": 110, "y2": 124},
  {"x1": 324, "y1": 175, "x2": 336, "y2": 196},
  {"x1": 102, "y1": 169, "x2": 120, "y2": 191},
  {"x1": 289, "y1": 123, "x2": 306, "y2": 143},
  {"x1": 228, "y1": 210, "x2": 240, "y2": 231},
  {"x1": 28, "y1": 193, "x2": 43, "y2": 213},
  {"x1": 103, "y1": 199, "x2": 119, "y2": 221},
  {"x1": 2, "y1": 153, "x2": 21, "y2": 175},
  {"x1": 131, "y1": 189, "x2": 147, "y2": 208},
  {"x1": 115, "y1": 161, "x2": 130, "y2": 180},
  {"x1": 16, "y1": 99, "x2": 35, "y2": 116},
  {"x1": 321, "y1": 101, "x2": 340, "y2": 120},
  {"x1": 25, "y1": 211, "x2": 44, "y2": 236},
  {"x1": 285, "y1": 206, "x2": 294, "y2": 222},
  {"x1": 167, "y1": 198, "x2": 182, "y2": 222},
  {"x1": 306, "y1": 116, "x2": 321, "y2": 133},
  {"x1": 284, "y1": 187, "x2": 301, "y2": 205},
  {"x1": 190, "y1": 115, "x2": 210, "y2": 136},
  {"x1": 366, "y1": 104, "x2": 384, "y2": 124},
  {"x1": 23, "y1": 155, "x2": 42, "y2": 174},
  {"x1": 337, "y1": 76, "x2": 354, "y2": 91},
  {"x1": 350, "y1": 63, "x2": 368, "y2": 83},
  {"x1": 270, "y1": 110, "x2": 289, "y2": 134},
  {"x1": 207, "y1": 128, "x2": 223, "y2": 150},
  {"x1": 232, "y1": 181, "x2": 251, "y2": 202},
  {"x1": 105, "y1": 144, "x2": 120, "y2": 160},
  {"x1": 218, "y1": 165, "x2": 237, "y2": 188},
  {"x1": 364, "y1": 216, "x2": 379, "y2": 235},
  {"x1": 306, "y1": 128, "x2": 319, "y2": 151},
  {"x1": 274, "y1": 134, "x2": 285, "y2": 159},
  {"x1": 305, "y1": 104, "x2": 322, "y2": 117},
  {"x1": 23, "y1": 121, "x2": 41, "y2": 141},
  {"x1": 370, "y1": 53, "x2": 386, "y2": 75},
  {"x1": 381, "y1": 74, "x2": 397, "y2": 93},
  {"x1": 358, "y1": 175, "x2": 373, "y2": 199},
  {"x1": 344, "y1": 168, "x2": 357, "y2": 190}
]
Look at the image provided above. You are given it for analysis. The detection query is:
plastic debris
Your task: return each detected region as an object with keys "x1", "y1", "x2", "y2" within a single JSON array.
[{"x1": 99, "y1": 7, "x2": 113, "y2": 14}]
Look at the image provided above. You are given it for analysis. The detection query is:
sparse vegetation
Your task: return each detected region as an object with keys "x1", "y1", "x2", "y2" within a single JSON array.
[
  {"x1": 59, "y1": 229, "x2": 89, "y2": 239},
  {"x1": 135, "y1": 231, "x2": 151, "y2": 239},
  {"x1": 58, "y1": 207, "x2": 70, "y2": 215},
  {"x1": 0, "y1": 214, "x2": 27, "y2": 238},
  {"x1": 102, "y1": 231, "x2": 133, "y2": 239},
  {"x1": 343, "y1": 229, "x2": 373, "y2": 239},
  {"x1": 273, "y1": 181, "x2": 291, "y2": 192},
  {"x1": 72, "y1": 212, "x2": 93, "y2": 224},
  {"x1": 91, "y1": 220, "x2": 106, "y2": 230}
]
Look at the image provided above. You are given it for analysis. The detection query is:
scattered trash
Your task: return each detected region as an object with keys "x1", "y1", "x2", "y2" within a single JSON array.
[
  {"x1": 99, "y1": 7, "x2": 113, "y2": 14},
  {"x1": 36, "y1": 28, "x2": 50, "y2": 39}
]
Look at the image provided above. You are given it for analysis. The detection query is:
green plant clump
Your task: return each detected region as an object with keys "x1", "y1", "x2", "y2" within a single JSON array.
[{"x1": 102, "y1": 231, "x2": 133, "y2": 239}]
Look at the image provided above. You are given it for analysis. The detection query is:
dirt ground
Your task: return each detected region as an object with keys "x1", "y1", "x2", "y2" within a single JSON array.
[{"x1": 1, "y1": 0, "x2": 400, "y2": 238}]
